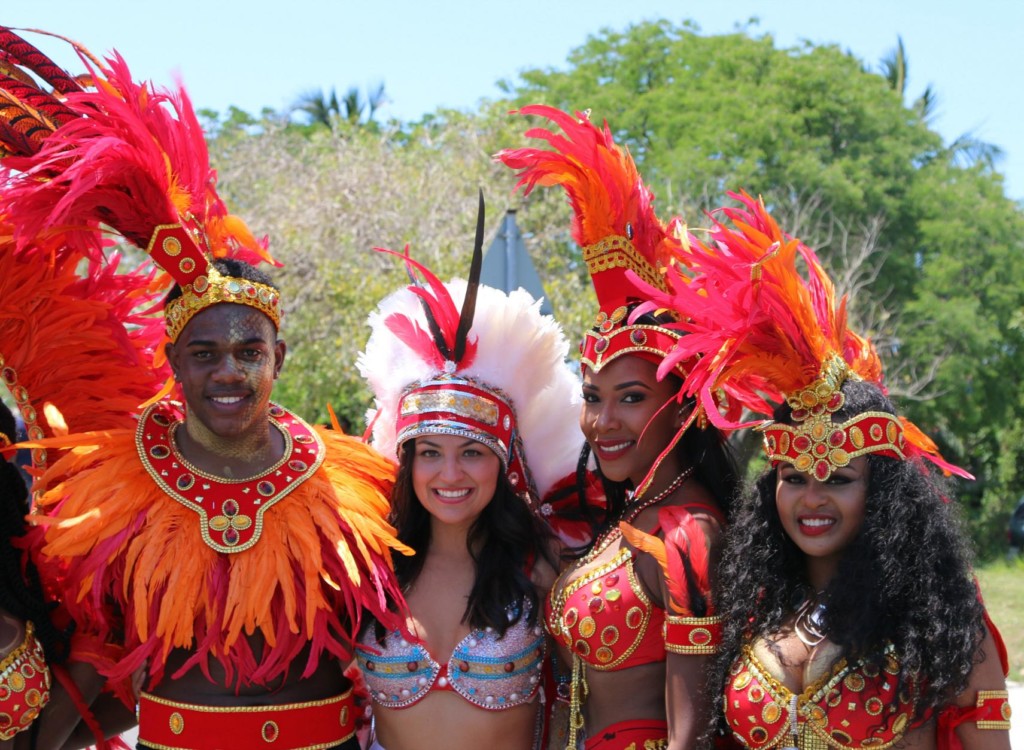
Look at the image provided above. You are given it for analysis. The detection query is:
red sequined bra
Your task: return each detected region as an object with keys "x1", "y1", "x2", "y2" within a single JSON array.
[
  {"x1": 546, "y1": 501, "x2": 725, "y2": 670},
  {"x1": 0, "y1": 620, "x2": 51, "y2": 740},
  {"x1": 724, "y1": 642, "x2": 917, "y2": 750},
  {"x1": 547, "y1": 544, "x2": 664, "y2": 670}
]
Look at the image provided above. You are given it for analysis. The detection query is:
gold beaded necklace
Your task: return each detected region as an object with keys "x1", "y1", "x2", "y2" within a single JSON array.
[{"x1": 559, "y1": 465, "x2": 694, "y2": 749}]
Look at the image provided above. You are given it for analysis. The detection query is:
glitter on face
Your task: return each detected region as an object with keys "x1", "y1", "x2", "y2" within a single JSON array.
[{"x1": 165, "y1": 303, "x2": 286, "y2": 475}]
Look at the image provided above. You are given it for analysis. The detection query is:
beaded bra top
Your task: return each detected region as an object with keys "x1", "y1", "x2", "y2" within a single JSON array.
[
  {"x1": 724, "y1": 641, "x2": 916, "y2": 750},
  {"x1": 356, "y1": 602, "x2": 545, "y2": 711},
  {"x1": 0, "y1": 620, "x2": 52, "y2": 740},
  {"x1": 546, "y1": 500, "x2": 722, "y2": 670},
  {"x1": 546, "y1": 543, "x2": 664, "y2": 671}
]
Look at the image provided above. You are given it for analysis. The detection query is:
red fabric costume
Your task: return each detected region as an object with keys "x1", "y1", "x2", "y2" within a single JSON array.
[{"x1": 499, "y1": 106, "x2": 729, "y2": 750}]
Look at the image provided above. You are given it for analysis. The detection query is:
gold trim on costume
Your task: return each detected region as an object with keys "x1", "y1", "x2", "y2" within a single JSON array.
[
  {"x1": 583, "y1": 235, "x2": 668, "y2": 292},
  {"x1": 976, "y1": 690, "x2": 1012, "y2": 730},
  {"x1": 164, "y1": 267, "x2": 281, "y2": 343}
]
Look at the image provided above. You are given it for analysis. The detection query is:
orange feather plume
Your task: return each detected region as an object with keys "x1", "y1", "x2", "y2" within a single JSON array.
[
  {"x1": 28, "y1": 426, "x2": 409, "y2": 706},
  {"x1": 620, "y1": 506, "x2": 714, "y2": 616}
]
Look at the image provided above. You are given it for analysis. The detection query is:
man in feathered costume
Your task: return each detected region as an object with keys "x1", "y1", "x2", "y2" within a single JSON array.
[{"x1": 0, "y1": 27, "x2": 408, "y2": 749}]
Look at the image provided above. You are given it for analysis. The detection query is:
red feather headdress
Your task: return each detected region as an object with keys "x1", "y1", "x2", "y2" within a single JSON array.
[
  {"x1": 498, "y1": 105, "x2": 738, "y2": 499},
  {"x1": 0, "y1": 26, "x2": 285, "y2": 462},
  {"x1": 496, "y1": 105, "x2": 690, "y2": 378},
  {"x1": 630, "y1": 190, "x2": 970, "y2": 480},
  {"x1": 0, "y1": 26, "x2": 278, "y2": 351}
]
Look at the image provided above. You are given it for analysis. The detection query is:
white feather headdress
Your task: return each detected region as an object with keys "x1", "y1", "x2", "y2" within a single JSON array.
[{"x1": 358, "y1": 272, "x2": 582, "y2": 501}]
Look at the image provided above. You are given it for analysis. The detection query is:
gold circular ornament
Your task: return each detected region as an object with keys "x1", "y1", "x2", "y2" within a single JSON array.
[
  {"x1": 849, "y1": 426, "x2": 865, "y2": 449},
  {"x1": 563, "y1": 608, "x2": 578, "y2": 629},
  {"x1": 163, "y1": 236, "x2": 182, "y2": 256},
  {"x1": 732, "y1": 671, "x2": 752, "y2": 691},
  {"x1": 830, "y1": 729, "x2": 853, "y2": 745},
  {"x1": 844, "y1": 673, "x2": 866, "y2": 692},
  {"x1": 261, "y1": 720, "x2": 279, "y2": 742},
  {"x1": 778, "y1": 432, "x2": 791, "y2": 455},
  {"x1": 578, "y1": 616, "x2": 596, "y2": 638},
  {"x1": 169, "y1": 712, "x2": 185, "y2": 734},
  {"x1": 600, "y1": 625, "x2": 620, "y2": 646},
  {"x1": 829, "y1": 448, "x2": 851, "y2": 467},
  {"x1": 625, "y1": 606, "x2": 644, "y2": 629}
]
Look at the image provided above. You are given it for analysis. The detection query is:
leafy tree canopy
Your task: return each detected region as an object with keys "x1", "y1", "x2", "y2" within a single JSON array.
[{"x1": 202, "y1": 19, "x2": 1023, "y2": 554}]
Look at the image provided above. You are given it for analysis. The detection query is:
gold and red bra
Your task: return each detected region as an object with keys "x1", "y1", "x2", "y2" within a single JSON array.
[
  {"x1": 137, "y1": 400, "x2": 325, "y2": 553},
  {"x1": 0, "y1": 620, "x2": 51, "y2": 740}
]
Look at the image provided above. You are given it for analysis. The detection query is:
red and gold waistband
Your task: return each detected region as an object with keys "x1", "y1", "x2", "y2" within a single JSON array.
[
  {"x1": 584, "y1": 718, "x2": 668, "y2": 749},
  {"x1": 137, "y1": 689, "x2": 355, "y2": 750}
]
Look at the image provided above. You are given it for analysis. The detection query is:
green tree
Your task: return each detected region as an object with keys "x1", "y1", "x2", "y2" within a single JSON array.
[
  {"x1": 202, "y1": 20, "x2": 1024, "y2": 554},
  {"x1": 292, "y1": 83, "x2": 388, "y2": 130},
  {"x1": 502, "y1": 19, "x2": 1024, "y2": 554}
]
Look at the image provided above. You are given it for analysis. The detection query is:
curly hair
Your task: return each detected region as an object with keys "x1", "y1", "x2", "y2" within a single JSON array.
[
  {"x1": 706, "y1": 379, "x2": 985, "y2": 737},
  {"x1": 387, "y1": 440, "x2": 555, "y2": 636},
  {"x1": 0, "y1": 403, "x2": 72, "y2": 665}
]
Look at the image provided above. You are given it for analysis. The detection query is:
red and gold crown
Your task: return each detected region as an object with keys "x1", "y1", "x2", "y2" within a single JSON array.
[
  {"x1": 152, "y1": 223, "x2": 281, "y2": 342},
  {"x1": 497, "y1": 105, "x2": 691, "y2": 378},
  {"x1": 628, "y1": 191, "x2": 969, "y2": 480}
]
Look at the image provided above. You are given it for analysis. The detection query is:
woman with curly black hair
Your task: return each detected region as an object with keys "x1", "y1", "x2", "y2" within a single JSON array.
[
  {"x1": 708, "y1": 380, "x2": 1010, "y2": 750},
  {"x1": 630, "y1": 191, "x2": 1013, "y2": 750},
  {"x1": 354, "y1": 225, "x2": 584, "y2": 750}
]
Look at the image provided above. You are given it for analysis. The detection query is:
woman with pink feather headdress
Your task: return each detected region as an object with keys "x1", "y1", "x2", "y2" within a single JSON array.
[
  {"x1": 354, "y1": 196, "x2": 586, "y2": 750},
  {"x1": 626, "y1": 190, "x2": 1011, "y2": 750}
]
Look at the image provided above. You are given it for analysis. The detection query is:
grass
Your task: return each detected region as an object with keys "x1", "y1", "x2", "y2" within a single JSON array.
[{"x1": 976, "y1": 557, "x2": 1024, "y2": 683}]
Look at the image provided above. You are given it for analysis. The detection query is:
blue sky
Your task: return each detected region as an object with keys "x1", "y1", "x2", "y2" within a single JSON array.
[{"x1": 5, "y1": 1, "x2": 1022, "y2": 199}]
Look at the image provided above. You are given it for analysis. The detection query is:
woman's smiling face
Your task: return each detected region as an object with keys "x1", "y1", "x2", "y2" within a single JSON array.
[
  {"x1": 411, "y1": 434, "x2": 501, "y2": 530},
  {"x1": 775, "y1": 456, "x2": 869, "y2": 587},
  {"x1": 580, "y1": 356, "x2": 682, "y2": 487}
]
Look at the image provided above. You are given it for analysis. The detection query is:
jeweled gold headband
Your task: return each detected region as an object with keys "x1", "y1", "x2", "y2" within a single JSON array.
[
  {"x1": 164, "y1": 267, "x2": 281, "y2": 343},
  {"x1": 760, "y1": 354, "x2": 907, "y2": 480}
]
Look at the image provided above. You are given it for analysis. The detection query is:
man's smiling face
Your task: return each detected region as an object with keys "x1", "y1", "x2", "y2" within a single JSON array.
[{"x1": 166, "y1": 303, "x2": 285, "y2": 441}]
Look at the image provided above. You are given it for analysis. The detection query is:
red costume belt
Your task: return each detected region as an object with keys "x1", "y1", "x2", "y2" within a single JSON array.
[
  {"x1": 585, "y1": 718, "x2": 668, "y2": 749},
  {"x1": 137, "y1": 690, "x2": 355, "y2": 750}
]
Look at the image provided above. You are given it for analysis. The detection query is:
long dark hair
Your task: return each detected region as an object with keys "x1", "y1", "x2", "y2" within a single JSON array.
[
  {"x1": 389, "y1": 440, "x2": 555, "y2": 635},
  {"x1": 707, "y1": 379, "x2": 985, "y2": 734},
  {"x1": 0, "y1": 403, "x2": 71, "y2": 665}
]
